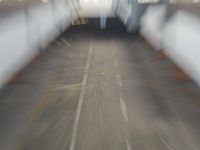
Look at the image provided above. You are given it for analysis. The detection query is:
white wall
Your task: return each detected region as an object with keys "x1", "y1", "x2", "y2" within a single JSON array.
[
  {"x1": 140, "y1": 5, "x2": 166, "y2": 50},
  {"x1": 0, "y1": 2, "x2": 72, "y2": 89},
  {"x1": 140, "y1": 5, "x2": 200, "y2": 85},
  {"x1": 0, "y1": 12, "x2": 31, "y2": 88},
  {"x1": 163, "y1": 11, "x2": 200, "y2": 85}
]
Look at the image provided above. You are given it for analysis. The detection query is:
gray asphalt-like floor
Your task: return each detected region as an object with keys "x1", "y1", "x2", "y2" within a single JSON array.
[{"x1": 0, "y1": 19, "x2": 200, "y2": 150}]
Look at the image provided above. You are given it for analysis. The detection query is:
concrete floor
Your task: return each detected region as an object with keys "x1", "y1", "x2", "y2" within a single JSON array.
[{"x1": 0, "y1": 19, "x2": 200, "y2": 150}]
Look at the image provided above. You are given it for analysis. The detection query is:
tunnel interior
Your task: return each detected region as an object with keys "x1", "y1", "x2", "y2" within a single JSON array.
[{"x1": 0, "y1": 1, "x2": 200, "y2": 150}]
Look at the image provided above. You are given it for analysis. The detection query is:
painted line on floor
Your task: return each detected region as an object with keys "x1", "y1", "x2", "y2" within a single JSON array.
[
  {"x1": 112, "y1": 48, "x2": 116, "y2": 56},
  {"x1": 61, "y1": 38, "x2": 71, "y2": 47},
  {"x1": 116, "y1": 74, "x2": 123, "y2": 86},
  {"x1": 69, "y1": 40, "x2": 93, "y2": 150},
  {"x1": 126, "y1": 137, "x2": 132, "y2": 150},
  {"x1": 114, "y1": 59, "x2": 119, "y2": 68},
  {"x1": 113, "y1": 41, "x2": 130, "y2": 150},
  {"x1": 160, "y1": 138, "x2": 174, "y2": 150},
  {"x1": 120, "y1": 98, "x2": 128, "y2": 122}
]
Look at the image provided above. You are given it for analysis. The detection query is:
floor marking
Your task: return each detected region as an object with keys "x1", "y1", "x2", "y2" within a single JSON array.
[
  {"x1": 126, "y1": 137, "x2": 132, "y2": 150},
  {"x1": 113, "y1": 41, "x2": 130, "y2": 150},
  {"x1": 160, "y1": 138, "x2": 174, "y2": 150},
  {"x1": 114, "y1": 59, "x2": 119, "y2": 68},
  {"x1": 61, "y1": 38, "x2": 71, "y2": 47},
  {"x1": 120, "y1": 98, "x2": 128, "y2": 122},
  {"x1": 69, "y1": 40, "x2": 93, "y2": 150},
  {"x1": 116, "y1": 74, "x2": 123, "y2": 86},
  {"x1": 112, "y1": 49, "x2": 116, "y2": 56}
]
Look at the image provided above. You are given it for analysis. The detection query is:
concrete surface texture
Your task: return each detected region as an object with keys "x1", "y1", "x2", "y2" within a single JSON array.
[{"x1": 0, "y1": 19, "x2": 200, "y2": 150}]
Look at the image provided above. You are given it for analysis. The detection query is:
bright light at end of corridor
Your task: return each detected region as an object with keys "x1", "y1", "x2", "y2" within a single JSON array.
[
  {"x1": 138, "y1": 0, "x2": 159, "y2": 3},
  {"x1": 81, "y1": 0, "x2": 99, "y2": 3}
]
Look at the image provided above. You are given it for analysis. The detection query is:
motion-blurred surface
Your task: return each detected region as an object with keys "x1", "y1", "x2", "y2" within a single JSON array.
[{"x1": 1, "y1": 0, "x2": 200, "y2": 150}]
